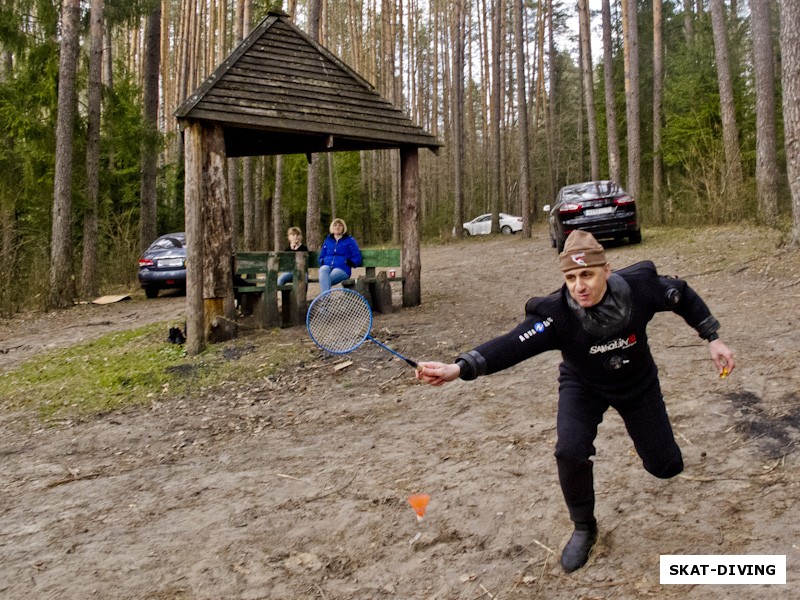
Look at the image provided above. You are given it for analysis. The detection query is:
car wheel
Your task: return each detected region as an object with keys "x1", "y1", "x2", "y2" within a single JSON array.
[
  {"x1": 550, "y1": 234, "x2": 557, "y2": 248},
  {"x1": 501, "y1": 225, "x2": 512, "y2": 234},
  {"x1": 463, "y1": 228, "x2": 471, "y2": 237},
  {"x1": 556, "y1": 237, "x2": 566, "y2": 253},
  {"x1": 144, "y1": 285, "x2": 159, "y2": 299},
  {"x1": 629, "y1": 230, "x2": 642, "y2": 244}
]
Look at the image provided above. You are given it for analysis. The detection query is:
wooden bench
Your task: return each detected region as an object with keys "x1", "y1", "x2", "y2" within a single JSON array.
[
  {"x1": 235, "y1": 251, "x2": 308, "y2": 328},
  {"x1": 307, "y1": 248, "x2": 404, "y2": 314},
  {"x1": 234, "y1": 247, "x2": 403, "y2": 328}
]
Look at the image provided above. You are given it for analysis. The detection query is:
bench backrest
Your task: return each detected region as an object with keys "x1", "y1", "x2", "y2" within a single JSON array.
[
  {"x1": 237, "y1": 251, "x2": 299, "y2": 274},
  {"x1": 236, "y1": 248, "x2": 401, "y2": 280},
  {"x1": 307, "y1": 247, "x2": 400, "y2": 268}
]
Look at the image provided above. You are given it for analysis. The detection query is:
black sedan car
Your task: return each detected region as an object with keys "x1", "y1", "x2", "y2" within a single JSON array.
[
  {"x1": 544, "y1": 180, "x2": 641, "y2": 252},
  {"x1": 138, "y1": 232, "x2": 187, "y2": 298}
]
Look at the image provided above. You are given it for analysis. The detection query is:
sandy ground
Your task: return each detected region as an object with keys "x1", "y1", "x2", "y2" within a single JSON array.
[{"x1": 0, "y1": 225, "x2": 798, "y2": 599}]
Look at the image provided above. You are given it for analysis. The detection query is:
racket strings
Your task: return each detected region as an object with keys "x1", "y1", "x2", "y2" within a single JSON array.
[{"x1": 307, "y1": 290, "x2": 372, "y2": 353}]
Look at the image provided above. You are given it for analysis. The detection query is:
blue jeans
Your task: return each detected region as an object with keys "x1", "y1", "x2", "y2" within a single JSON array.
[
  {"x1": 278, "y1": 272, "x2": 309, "y2": 286},
  {"x1": 318, "y1": 266, "x2": 348, "y2": 292}
]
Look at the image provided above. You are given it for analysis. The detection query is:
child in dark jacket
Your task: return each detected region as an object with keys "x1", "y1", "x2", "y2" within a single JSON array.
[{"x1": 277, "y1": 227, "x2": 309, "y2": 286}]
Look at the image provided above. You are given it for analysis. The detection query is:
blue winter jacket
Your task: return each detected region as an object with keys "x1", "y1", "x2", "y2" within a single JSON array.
[{"x1": 318, "y1": 233, "x2": 363, "y2": 277}]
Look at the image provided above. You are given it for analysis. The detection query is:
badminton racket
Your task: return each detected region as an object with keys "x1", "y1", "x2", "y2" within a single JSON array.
[{"x1": 306, "y1": 288, "x2": 418, "y2": 368}]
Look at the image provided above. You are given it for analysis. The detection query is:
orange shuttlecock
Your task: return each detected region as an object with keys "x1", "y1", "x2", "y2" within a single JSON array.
[{"x1": 408, "y1": 493, "x2": 431, "y2": 521}]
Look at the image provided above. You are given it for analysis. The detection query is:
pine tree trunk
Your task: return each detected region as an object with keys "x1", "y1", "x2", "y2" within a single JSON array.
[
  {"x1": 709, "y1": 0, "x2": 743, "y2": 208},
  {"x1": 546, "y1": 0, "x2": 558, "y2": 198},
  {"x1": 0, "y1": 206, "x2": 16, "y2": 316},
  {"x1": 781, "y1": 0, "x2": 800, "y2": 244},
  {"x1": 652, "y1": 0, "x2": 664, "y2": 223},
  {"x1": 273, "y1": 155, "x2": 284, "y2": 251},
  {"x1": 452, "y1": 0, "x2": 466, "y2": 238},
  {"x1": 48, "y1": 0, "x2": 81, "y2": 309},
  {"x1": 327, "y1": 153, "x2": 337, "y2": 220},
  {"x1": 241, "y1": 3, "x2": 255, "y2": 249},
  {"x1": 242, "y1": 157, "x2": 254, "y2": 249},
  {"x1": 683, "y1": 0, "x2": 694, "y2": 43},
  {"x1": 306, "y1": 0, "x2": 322, "y2": 249},
  {"x1": 621, "y1": 0, "x2": 641, "y2": 201},
  {"x1": 752, "y1": 0, "x2": 779, "y2": 225},
  {"x1": 228, "y1": 0, "x2": 245, "y2": 252},
  {"x1": 360, "y1": 151, "x2": 372, "y2": 242},
  {"x1": 139, "y1": 3, "x2": 161, "y2": 253},
  {"x1": 81, "y1": 0, "x2": 104, "y2": 299},
  {"x1": 400, "y1": 148, "x2": 420, "y2": 307},
  {"x1": 602, "y1": 0, "x2": 622, "y2": 184},
  {"x1": 578, "y1": 0, "x2": 599, "y2": 181},
  {"x1": 490, "y1": 0, "x2": 501, "y2": 233},
  {"x1": 514, "y1": 0, "x2": 532, "y2": 234}
]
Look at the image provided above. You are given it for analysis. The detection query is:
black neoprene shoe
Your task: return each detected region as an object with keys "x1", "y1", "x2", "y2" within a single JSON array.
[{"x1": 560, "y1": 524, "x2": 598, "y2": 573}]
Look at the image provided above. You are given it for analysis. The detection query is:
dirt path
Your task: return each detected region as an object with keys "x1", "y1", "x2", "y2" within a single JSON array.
[
  {"x1": 1, "y1": 225, "x2": 798, "y2": 599},
  {"x1": 0, "y1": 290, "x2": 186, "y2": 373}
]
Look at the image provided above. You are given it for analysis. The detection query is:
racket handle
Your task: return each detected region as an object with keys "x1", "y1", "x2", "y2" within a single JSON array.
[{"x1": 368, "y1": 336, "x2": 419, "y2": 370}]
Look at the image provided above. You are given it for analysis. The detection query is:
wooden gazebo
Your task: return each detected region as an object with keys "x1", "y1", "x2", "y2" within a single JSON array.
[{"x1": 175, "y1": 11, "x2": 441, "y2": 354}]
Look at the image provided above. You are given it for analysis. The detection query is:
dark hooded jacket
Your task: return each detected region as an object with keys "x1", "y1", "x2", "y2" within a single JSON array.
[{"x1": 456, "y1": 261, "x2": 720, "y2": 398}]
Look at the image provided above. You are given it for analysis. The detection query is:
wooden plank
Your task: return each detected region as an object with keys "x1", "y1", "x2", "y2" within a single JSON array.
[
  {"x1": 236, "y1": 53, "x2": 368, "y2": 88},
  {"x1": 236, "y1": 251, "x2": 268, "y2": 273},
  {"x1": 237, "y1": 251, "x2": 304, "y2": 273},
  {"x1": 175, "y1": 15, "x2": 281, "y2": 117},
  {"x1": 217, "y1": 74, "x2": 376, "y2": 104},
  {"x1": 189, "y1": 103, "x2": 431, "y2": 145},
  {"x1": 215, "y1": 74, "x2": 393, "y2": 111},
  {"x1": 306, "y1": 249, "x2": 400, "y2": 269},
  {"x1": 358, "y1": 248, "x2": 401, "y2": 266},
  {"x1": 196, "y1": 96, "x2": 427, "y2": 137},
  {"x1": 263, "y1": 20, "x2": 378, "y2": 91},
  {"x1": 201, "y1": 86, "x2": 418, "y2": 128},
  {"x1": 208, "y1": 90, "x2": 409, "y2": 130},
  {"x1": 184, "y1": 103, "x2": 440, "y2": 149}
]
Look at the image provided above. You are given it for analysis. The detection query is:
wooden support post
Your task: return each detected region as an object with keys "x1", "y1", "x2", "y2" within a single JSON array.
[
  {"x1": 184, "y1": 120, "x2": 238, "y2": 352},
  {"x1": 400, "y1": 147, "x2": 421, "y2": 307},
  {"x1": 264, "y1": 253, "x2": 280, "y2": 328},
  {"x1": 184, "y1": 123, "x2": 205, "y2": 356},
  {"x1": 370, "y1": 271, "x2": 393, "y2": 314},
  {"x1": 290, "y1": 251, "x2": 309, "y2": 325},
  {"x1": 202, "y1": 123, "x2": 237, "y2": 342}
]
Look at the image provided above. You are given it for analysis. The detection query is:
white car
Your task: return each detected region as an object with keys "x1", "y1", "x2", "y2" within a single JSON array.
[{"x1": 457, "y1": 213, "x2": 523, "y2": 236}]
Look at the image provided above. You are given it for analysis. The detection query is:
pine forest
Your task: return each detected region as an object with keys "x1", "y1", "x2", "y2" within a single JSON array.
[{"x1": 0, "y1": 0, "x2": 798, "y2": 314}]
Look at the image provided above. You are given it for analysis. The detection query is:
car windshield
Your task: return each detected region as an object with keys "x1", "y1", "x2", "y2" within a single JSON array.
[
  {"x1": 151, "y1": 235, "x2": 185, "y2": 250},
  {"x1": 563, "y1": 181, "x2": 621, "y2": 201}
]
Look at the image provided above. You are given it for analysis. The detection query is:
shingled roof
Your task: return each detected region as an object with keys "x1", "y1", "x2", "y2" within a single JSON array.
[{"x1": 175, "y1": 11, "x2": 441, "y2": 158}]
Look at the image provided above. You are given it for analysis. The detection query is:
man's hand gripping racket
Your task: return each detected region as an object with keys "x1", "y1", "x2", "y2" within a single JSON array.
[{"x1": 306, "y1": 288, "x2": 419, "y2": 368}]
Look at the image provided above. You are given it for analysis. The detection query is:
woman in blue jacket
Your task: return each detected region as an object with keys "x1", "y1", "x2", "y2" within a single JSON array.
[{"x1": 318, "y1": 218, "x2": 362, "y2": 293}]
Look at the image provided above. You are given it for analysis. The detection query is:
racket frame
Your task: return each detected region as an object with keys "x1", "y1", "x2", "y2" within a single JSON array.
[{"x1": 306, "y1": 288, "x2": 418, "y2": 368}]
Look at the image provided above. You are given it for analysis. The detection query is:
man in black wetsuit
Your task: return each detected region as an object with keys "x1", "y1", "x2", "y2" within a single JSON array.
[{"x1": 415, "y1": 230, "x2": 736, "y2": 573}]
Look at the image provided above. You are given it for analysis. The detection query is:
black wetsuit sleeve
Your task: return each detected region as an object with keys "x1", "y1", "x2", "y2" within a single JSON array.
[
  {"x1": 457, "y1": 299, "x2": 559, "y2": 380},
  {"x1": 625, "y1": 261, "x2": 720, "y2": 340},
  {"x1": 662, "y1": 276, "x2": 720, "y2": 339}
]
